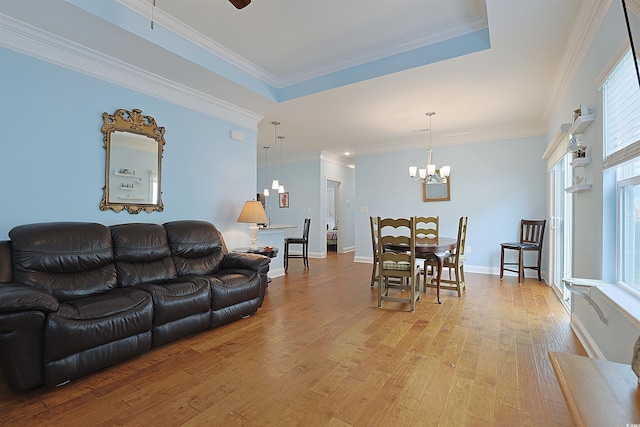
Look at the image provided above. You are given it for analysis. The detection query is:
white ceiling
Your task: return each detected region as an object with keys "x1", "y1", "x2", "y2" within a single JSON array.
[{"x1": 0, "y1": 0, "x2": 594, "y2": 164}]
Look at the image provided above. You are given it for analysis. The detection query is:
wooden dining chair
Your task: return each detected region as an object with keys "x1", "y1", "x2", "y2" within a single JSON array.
[
  {"x1": 377, "y1": 217, "x2": 420, "y2": 312},
  {"x1": 284, "y1": 218, "x2": 311, "y2": 272},
  {"x1": 371, "y1": 216, "x2": 407, "y2": 288},
  {"x1": 414, "y1": 216, "x2": 439, "y2": 288},
  {"x1": 425, "y1": 216, "x2": 468, "y2": 297},
  {"x1": 369, "y1": 216, "x2": 379, "y2": 287},
  {"x1": 500, "y1": 219, "x2": 546, "y2": 283}
]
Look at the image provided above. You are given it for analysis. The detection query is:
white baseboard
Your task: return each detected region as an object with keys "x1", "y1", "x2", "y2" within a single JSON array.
[{"x1": 570, "y1": 313, "x2": 606, "y2": 360}]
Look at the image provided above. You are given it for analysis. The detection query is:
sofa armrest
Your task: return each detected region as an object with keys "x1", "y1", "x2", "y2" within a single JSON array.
[
  {"x1": 0, "y1": 282, "x2": 59, "y2": 313},
  {"x1": 221, "y1": 252, "x2": 271, "y2": 271}
]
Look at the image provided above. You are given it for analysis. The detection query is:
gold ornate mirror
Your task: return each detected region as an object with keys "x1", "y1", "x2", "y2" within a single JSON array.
[
  {"x1": 100, "y1": 108, "x2": 165, "y2": 213},
  {"x1": 422, "y1": 170, "x2": 450, "y2": 202}
]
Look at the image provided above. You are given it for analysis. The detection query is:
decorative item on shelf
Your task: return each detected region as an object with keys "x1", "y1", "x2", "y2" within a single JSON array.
[
  {"x1": 573, "y1": 108, "x2": 581, "y2": 122},
  {"x1": 569, "y1": 134, "x2": 582, "y2": 146},
  {"x1": 237, "y1": 200, "x2": 268, "y2": 250},
  {"x1": 580, "y1": 104, "x2": 589, "y2": 116},
  {"x1": 115, "y1": 168, "x2": 136, "y2": 176},
  {"x1": 270, "y1": 121, "x2": 280, "y2": 191},
  {"x1": 409, "y1": 112, "x2": 450, "y2": 184},
  {"x1": 573, "y1": 176, "x2": 584, "y2": 185}
]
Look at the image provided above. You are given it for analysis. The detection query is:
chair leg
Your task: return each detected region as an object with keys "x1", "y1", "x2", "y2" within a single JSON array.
[
  {"x1": 500, "y1": 247, "x2": 505, "y2": 279},
  {"x1": 410, "y1": 277, "x2": 415, "y2": 312},
  {"x1": 284, "y1": 243, "x2": 289, "y2": 272},
  {"x1": 371, "y1": 261, "x2": 377, "y2": 287},
  {"x1": 518, "y1": 249, "x2": 523, "y2": 283},
  {"x1": 537, "y1": 250, "x2": 542, "y2": 281}
]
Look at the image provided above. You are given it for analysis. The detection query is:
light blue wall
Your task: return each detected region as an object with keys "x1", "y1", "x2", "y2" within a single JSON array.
[
  {"x1": 258, "y1": 160, "x2": 323, "y2": 254},
  {"x1": 355, "y1": 136, "x2": 548, "y2": 272},
  {"x1": 0, "y1": 47, "x2": 259, "y2": 249},
  {"x1": 544, "y1": 2, "x2": 640, "y2": 363},
  {"x1": 258, "y1": 158, "x2": 356, "y2": 256}
]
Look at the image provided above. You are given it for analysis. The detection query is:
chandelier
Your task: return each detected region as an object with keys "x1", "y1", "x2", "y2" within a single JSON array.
[{"x1": 409, "y1": 112, "x2": 451, "y2": 184}]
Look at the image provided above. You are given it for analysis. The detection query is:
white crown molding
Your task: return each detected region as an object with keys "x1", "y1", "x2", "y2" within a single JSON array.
[
  {"x1": 543, "y1": 0, "x2": 611, "y2": 126},
  {"x1": 320, "y1": 151, "x2": 355, "y2": 169},
  {"x1": 117, "y1": 0, "x2": 488, "y2": 89},
  {"x1": 278, "y1": 14, "x2": 489, "y2": 87},
  {"x1": 116, "y1": 0, "x2": 281, "y2": 87},
  {"x1": 279, "y1": 119, "x2": 544, "y2": 165},
  {"x1": 0, "y1": 13, "x2": 262, "y2": 130}
]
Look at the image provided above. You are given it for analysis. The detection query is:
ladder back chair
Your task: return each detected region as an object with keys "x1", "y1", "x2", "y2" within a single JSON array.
[
  {"x1": 414, "y1": 216, "x2": 439, "y2": 288},
  {"x1": 500, "y1": 219, "x2": 546, "y2": 283},
  {"x1": 284, "y1": 218, "x2": 311, "y2": 272},
  {"x1": 424, "y1": 216, "x2": 468, "y2": 297},
  {"x1": 369, "y1": 216, "x2": 380, "y2": 287},
  {"x1": 376, "y1": 217, "x2": 420, "y2": 312}
]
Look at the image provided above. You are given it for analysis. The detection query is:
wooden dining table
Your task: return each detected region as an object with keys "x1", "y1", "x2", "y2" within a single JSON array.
[{"x1": 385, "y1": 236, "x2": 457, "y2": 304}]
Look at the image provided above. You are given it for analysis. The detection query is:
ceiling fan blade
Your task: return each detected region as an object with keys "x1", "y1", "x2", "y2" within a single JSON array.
[{"x1": 229, "y1": 0, "x2": 251, "y2": 9}]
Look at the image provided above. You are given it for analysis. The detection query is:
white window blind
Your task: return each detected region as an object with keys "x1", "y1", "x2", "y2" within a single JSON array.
[{"x1": 602, "y1": 49, "x2": 640, "y2": 169}]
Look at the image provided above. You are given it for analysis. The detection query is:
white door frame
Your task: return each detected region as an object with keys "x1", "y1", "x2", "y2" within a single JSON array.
[{"x1": 325, "y1": 177, "x2": 343, "y2": 253}]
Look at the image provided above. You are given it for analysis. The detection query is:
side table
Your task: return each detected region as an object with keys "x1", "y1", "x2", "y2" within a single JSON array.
[{"x1": 233, "y1": 247, "x2": 279, "y2": 283}]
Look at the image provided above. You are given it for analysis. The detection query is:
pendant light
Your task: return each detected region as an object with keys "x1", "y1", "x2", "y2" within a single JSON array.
[
  {"x1": 262, "y1": 146, "x2": 270, "y2": 197},
  {"x1": 277, "y1": 135, "x2": 285, "y2": 193},
  {"x1": 270, "y1": 121, "x2": 280, "y2": 190}
]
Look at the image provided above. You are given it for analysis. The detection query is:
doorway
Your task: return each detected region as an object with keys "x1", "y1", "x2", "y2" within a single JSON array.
[
  {"x1": 549, "y1": 156, "x2": 573, "y2": 311},
  {"x1": 325, "y1": 178, "x2": 342, "y2": 253}
]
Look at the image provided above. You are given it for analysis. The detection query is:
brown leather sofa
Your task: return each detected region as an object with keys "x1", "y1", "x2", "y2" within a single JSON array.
[{"x1": 0, "y1": 220, "x2": 270, "y2": 392}]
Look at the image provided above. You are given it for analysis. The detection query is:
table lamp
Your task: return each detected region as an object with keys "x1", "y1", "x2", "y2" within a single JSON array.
[{"x1": 237, "y1": 200, "x2": 268, "y2": 249}]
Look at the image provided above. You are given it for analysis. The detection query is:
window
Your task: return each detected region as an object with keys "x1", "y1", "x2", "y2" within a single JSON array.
[
  {"x1": 618, "y1": 166, "x2": 640, "y2": 290},
  {"x1": 603, "y1": 49, "x2": 640, "y2": 292}
]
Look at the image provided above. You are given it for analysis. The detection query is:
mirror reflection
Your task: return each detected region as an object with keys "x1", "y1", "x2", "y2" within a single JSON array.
[
  {"x1": 100, "y1": 108, "x2": 165, "y2": 213},
  {"x1": 422, "y1": 170, "x2": 450, "y2": 202}
]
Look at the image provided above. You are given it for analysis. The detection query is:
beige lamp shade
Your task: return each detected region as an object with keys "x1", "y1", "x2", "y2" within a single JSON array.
[
  {"x1": 237, "y1": 201, "x2": 268, "y2": 224},
  {"x1": 237, "y1": 200, "x2": 268, "y2": 249}
]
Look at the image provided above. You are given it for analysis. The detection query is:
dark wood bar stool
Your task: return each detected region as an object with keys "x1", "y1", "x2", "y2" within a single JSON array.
[{"x1": 284, "y1": 218, "x2": 310, "y2": 272}]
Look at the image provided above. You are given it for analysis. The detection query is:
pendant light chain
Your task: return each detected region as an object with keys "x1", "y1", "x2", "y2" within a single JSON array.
[{"x1": 270, "y1": 121, "x2": 280, "y2": 190}]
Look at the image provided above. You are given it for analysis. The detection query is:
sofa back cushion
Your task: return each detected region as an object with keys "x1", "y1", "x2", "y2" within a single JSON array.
[
  {"x1": 9, "y1": 222, "x2": 117, "y2": 302},
  {"x1": 110, "y1": 223, "x2": 177, "y2": 287},
  {"x1": 163, "y1": 220, "x2": 226, "y2": 276}
]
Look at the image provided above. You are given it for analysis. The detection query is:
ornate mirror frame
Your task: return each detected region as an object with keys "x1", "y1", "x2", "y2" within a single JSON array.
[
  {"x1": 100, "y1": 108, "x2": 165, "y2": 213},
  {"x1": 422, "y1": 171, "x2": 450, "y2": 202}
]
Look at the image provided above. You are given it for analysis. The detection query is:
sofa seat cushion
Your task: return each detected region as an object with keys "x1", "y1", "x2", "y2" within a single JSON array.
[
  {"x1": 137, "y1": 276, "x2": 211, "y2": 325},
  {"x1": 209, "y1": 269, "x2": 260, "y2": 310},
  {"x1": 45, "y1": 288, "x2": 153, "y2": 362}
]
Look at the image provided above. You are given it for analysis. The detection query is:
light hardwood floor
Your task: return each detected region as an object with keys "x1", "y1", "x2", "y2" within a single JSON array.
[{"x1": 0, "y1": 252, "x2": 585, "y2": 426}]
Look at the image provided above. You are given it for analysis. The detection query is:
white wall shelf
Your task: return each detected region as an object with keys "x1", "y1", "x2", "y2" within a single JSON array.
[
  {"x1": 567, "y1": 144, "x2": 587, "y2": 153},
  {"x1": 565, "y1": 184, "x2": 591, "y2": 193},
  {"x1": 571, "y1": 156, "x2": 591, "y2": 167},
  {"x1": 569, "y1": 114, "x2": 595, "y2": 135},
  {"x1": 564, "y1": 111, "x2": 594, "y2": 193}
]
